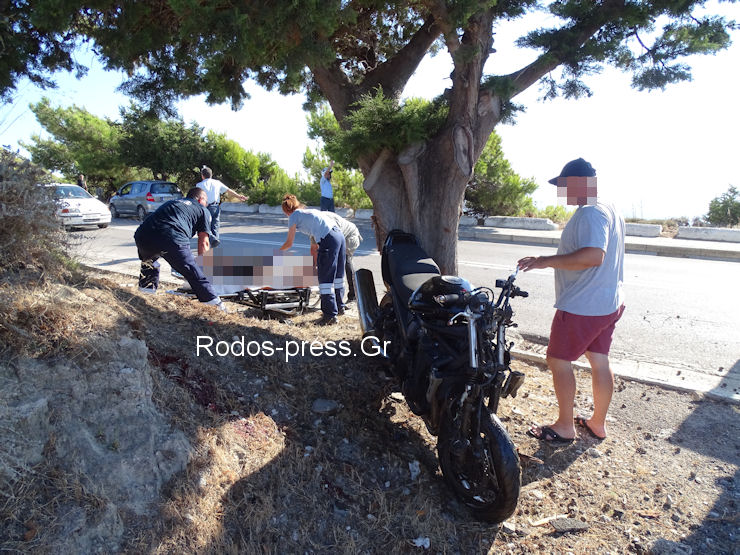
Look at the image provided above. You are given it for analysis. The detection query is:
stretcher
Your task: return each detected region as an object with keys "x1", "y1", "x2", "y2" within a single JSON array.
[{"x1": 171, "y1": 247, "x2": 321, "y2": 317}]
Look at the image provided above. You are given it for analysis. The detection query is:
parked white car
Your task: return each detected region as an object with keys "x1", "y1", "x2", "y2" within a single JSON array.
[{"x1": 48, "y1": 183, "x2": 112, "y2": 230}]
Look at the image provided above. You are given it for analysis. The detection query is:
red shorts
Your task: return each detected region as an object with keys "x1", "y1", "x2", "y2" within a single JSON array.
[{"x1": 546, "y1": 305, "x2": 625, "y2": 361}]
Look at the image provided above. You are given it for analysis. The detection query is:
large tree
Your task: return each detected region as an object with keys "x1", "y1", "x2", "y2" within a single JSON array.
[{"x1": 3, "y1": 1, "x2": 734, "y2": 271}]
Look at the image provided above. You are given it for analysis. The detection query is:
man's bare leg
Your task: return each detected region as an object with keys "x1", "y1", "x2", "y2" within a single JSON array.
[
  {"x1": 532, "y1": 355, "x2": 577, "y2": 439},
  {"x1": 581, "y1": 351, "x2": 613, "y2": 438}
]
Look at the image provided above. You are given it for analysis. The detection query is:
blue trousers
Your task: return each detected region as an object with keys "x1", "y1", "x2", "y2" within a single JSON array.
[
  {"x1": 136, "y1": 236, "x2": 218, "y2": 303},
  {"x1": 320, "y1": 196, "x2": 335, "y2": 212},
  {"x1": 317, "y1": 228, "x2": 346, "y2": 317},
  {"x1": 207, "y1": 203, "x2": 221, "y2": 247}
]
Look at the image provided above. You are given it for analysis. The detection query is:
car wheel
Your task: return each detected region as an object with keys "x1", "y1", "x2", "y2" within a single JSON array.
[
  {"x1": 137, "y1": 205, "x2": 146, "y2": 221},
  {"x1": 109, "y1": 204, "x2": 119, "y2": 219},
  {"x1": 97, "y1": 223, "x2": 109, "y2": 229}
]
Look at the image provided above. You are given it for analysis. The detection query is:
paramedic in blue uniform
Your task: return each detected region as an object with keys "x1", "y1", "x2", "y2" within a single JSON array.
[
  {"x1": 134, "y1": 187, "x2": 226, "y2": 311},
  {"x1": 279, "y1": 194, "x2": 346, "y2": 325}
]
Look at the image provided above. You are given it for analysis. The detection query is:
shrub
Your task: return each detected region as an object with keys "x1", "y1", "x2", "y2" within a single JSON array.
[
  {"x1": 706, "y1": 186, "x2": 740, "y2": 228},
  {"x1": 0, "y1": 149, "x2": 67, "y2": 276},
  {"x1": 531, "y1": 205, "x2": 575, "y2": 224}
]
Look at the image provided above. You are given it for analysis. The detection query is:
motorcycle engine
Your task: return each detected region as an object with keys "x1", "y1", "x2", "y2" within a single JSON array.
[{"x1": 408, "y1": 275, "x2": 473, "y2": 319}]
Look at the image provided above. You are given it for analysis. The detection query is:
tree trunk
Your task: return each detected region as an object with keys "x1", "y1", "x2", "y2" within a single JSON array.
[
  {"x1": 360, "y1": 86, "x2": 503, "y2": 275},
  {"x1": 362, "y1": 125, "x2": 483, "y2": 275}
]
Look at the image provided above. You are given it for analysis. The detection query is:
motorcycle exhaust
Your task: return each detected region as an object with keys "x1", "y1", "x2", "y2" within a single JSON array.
[
  {"x1": 354, "y1": 268, "x2": 380, "y2": 336},
  {"x1": 502, "y1": 370, "x2": 525, "y2": 398}
]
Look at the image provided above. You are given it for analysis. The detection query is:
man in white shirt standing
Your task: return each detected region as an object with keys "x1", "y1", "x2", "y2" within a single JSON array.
[
  {"x1": 319, "y1": 160, "x2": 335, "y2": 212},
  {"x1": 197, "y1": 165, "x2": 248, "y2": 247}
]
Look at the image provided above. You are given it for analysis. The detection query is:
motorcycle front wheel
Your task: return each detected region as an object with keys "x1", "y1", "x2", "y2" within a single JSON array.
[{"x1": 438, "y1": 411, "x2": 521, "y2": 523}]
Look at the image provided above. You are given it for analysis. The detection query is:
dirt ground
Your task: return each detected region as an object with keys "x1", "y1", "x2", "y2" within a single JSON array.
[{"x1": 1, "y1": 269, "x2": 738, "y2": 554}]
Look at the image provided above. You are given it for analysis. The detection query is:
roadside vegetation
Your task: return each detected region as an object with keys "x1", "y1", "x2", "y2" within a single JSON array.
[{"x1": 0, "y1": 149, "x2": 68, "y2": 276}]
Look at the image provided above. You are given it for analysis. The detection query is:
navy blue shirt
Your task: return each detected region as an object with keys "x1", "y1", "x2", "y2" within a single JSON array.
[{"x1": 134, "y1": 198, "x2": 213, "y2": 246}]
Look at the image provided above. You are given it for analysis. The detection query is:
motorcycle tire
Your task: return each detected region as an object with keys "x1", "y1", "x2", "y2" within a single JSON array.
[{"x1": 437, "y1": 411, "x2": 521, "y2": 523}]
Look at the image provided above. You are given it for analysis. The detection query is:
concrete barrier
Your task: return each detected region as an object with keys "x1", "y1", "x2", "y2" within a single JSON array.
[
  {"x1": 258, "y1": 204, "x2": 284, "y2": 215},
  {"x1": 626, "y1": 223, "x2": 661, "y2": 237},
  {"x1": 483, "y1": 216, "x2": 558, "y2": 231},
  {"x1": 677, "y1": 226, "x2": 740, "y2": 243},
  {"x1": 221, "y1": 203, "x2": 258, "y2": 214},
  {"x1": 354, "y1": 209, "x2": 374, "y2": 220},
  {"x1": 459, "y1": 216, "x2": 478, "y2": 227}
]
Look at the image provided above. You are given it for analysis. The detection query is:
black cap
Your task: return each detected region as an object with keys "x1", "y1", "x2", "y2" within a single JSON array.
[{"x1": 548, "y1": 158, "x2": 596, "y2": 185}]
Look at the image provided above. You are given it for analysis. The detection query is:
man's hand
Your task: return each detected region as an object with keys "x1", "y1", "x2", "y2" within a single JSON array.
[
  {"x1": 518, "y1": 256, "x2": 548, "y2": 272},
  {"x1": 518, "y1": 247, "x2": 604, "y2": 272},
  {"x1": 197, "y1": 232, "x2": 210, "y2": 255}
]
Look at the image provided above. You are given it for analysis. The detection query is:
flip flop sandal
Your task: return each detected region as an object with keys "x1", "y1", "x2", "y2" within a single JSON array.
[
  {"x1": 574, "y1": 416, "x2": 606, "y2": 440},
  {"x1": 527, "y1": 425, "x2": 574, "y2": 443}
]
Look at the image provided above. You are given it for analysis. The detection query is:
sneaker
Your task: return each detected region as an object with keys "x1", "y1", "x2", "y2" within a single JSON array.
[
  {"x1": 138, "y1": 286, "x2": 157, "y2": 294},
  {"x1": 337, "y1": 307, "x2": 346, "y2": 316},
  {"x1": 315, "y1": 315, "x2": 338, "y2": 326},
  {"x1": 171, "y1": 269, "x2": 184, "y2": 279}
]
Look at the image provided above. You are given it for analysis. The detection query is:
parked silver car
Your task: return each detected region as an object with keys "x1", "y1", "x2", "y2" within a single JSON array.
[{"x1": 109, "y1": 180, "x2": 183, "y2": 220}]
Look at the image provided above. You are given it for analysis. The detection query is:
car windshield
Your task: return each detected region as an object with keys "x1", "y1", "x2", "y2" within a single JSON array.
[
  {"x1": 53, "y1": 185, "x2": 93, "y2": 200},
  {"x1": 151, "y1": 182, "x2": 180, "y2": 194}
]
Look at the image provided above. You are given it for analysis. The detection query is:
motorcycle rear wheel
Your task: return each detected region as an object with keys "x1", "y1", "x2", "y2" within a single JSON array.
[{"x1": 438, "y1": 411, "x2": 521, "y2": 523}]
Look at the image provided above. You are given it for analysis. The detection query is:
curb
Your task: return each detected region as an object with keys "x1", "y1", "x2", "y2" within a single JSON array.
[
  {"x1": 512, "y1": 349, "x2": 740, "y2": 405},
  {"x1": 224, "y1": 212, "x2": 740, "y2": 262}
]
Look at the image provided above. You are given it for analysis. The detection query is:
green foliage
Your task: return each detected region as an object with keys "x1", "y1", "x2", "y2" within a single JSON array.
[
  {"x1": 0, "y1": 149, "x2": 66, "y2": 275},
  {"x1": 202, "y1": 132, "x2": 261, "y2": 194},
  {"x1": 300, "y1": 146, "x2": 371, "y2": 210},
  {"x1": 464, "y1": 132, "x2": 537, "y2": 219},
  {"x1": 0, "y1": 1, "x2": 83, "y2": 102},
  {"x1": 532, "y1": 205, "x2": 575, "y2": 224},
  {"x1": 120, "y1": 104, "x2": 206, "y2": 184},
  {"x1": 23, "y1": 98, "x2": 147, "y2": 195},
  {"x1": 308, "y1": 93, "x2": 448, "y2": 165},
  {"x1": 706, "y1": 186, "x2": 740, "y2": 228}
]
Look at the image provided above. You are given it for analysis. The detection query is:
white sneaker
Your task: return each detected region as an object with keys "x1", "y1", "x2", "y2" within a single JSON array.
[
  {"x1": 204, "y1": 297, "x2": 229, "y2": 313},
  {"x1": 138, "y1": 287, "x2": 157, "y2": 294}
]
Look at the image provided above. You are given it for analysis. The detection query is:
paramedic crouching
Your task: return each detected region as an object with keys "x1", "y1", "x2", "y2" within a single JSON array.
[{"x1": 134, "y1": 187, "x2": 226, "y2": 311}]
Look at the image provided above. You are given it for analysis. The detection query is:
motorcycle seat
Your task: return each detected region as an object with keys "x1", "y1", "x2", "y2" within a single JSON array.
[{"x1": 385, "y1": 242, "x2": 440, "y2": 306}]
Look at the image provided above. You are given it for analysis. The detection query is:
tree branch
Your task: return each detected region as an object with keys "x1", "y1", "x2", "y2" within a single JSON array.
[
  {"x1": 359, "y1": 18, "x2": 441, "y2": 100},
  {"x1": 503, "y1": 0, "x2": 627, "y2": 98},
  {"x1": 448, "y1": 8, "x2": 496, "y2": 126},
  {"x1": 309, "y1": 61, "x2": 356, "y2": 122}
]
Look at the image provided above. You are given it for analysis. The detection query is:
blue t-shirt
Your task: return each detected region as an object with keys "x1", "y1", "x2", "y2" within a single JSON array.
[
  {"x1": 135, "y1": 198, "x2": 213, "y2": 245},
  {"x1": 554, "y1": 200, "x2": 625, "y2": 316},
  {"x1": 288, "y1": 209, "x2": 334, "y2": 242}
]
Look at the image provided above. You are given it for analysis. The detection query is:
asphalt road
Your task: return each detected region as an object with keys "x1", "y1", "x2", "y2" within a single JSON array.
[{"x1": 70, "y1": 216, "x2": 740, "y2": 384}]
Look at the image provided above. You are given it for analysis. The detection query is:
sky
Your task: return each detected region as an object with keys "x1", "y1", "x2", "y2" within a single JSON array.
[{"x1": 1, "y1": 2, "x2": 738, "y2": 221}]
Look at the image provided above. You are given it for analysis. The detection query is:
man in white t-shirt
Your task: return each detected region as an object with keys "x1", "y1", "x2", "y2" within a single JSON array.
[
  {"x1": 319, "y1": 160, "x2": 335, "y2": 212},
  {"x1": 197, "y1": 165, "x2": 248, "y2": 247},
  {"x1": 518, "y1": 158, "x2": 625, "y2": 443}
]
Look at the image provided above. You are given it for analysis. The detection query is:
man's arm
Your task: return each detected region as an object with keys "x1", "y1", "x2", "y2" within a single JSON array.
[
  {"x1": 518, "y1": 247, "x2": 605, "y2": 272},
  {"x1": 225, "y1": 188, "x2": 248, "y2": 202},
  {"x1": 197, "y1": 232, "x2": 210, "y2": 255}
]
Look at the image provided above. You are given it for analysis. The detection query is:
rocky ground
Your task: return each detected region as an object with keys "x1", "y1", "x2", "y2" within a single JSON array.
[{"x1": 0, "y1": 269, "x2": 737, "y2": 554}]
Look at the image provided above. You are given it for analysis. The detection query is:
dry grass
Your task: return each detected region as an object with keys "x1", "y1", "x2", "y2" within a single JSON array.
[
  {"x1": 1, "y1": 269, "x2": 738, "y2": 553},
  {"x1": 0, "y1": 149, "x2": 69, "y2": 278}
]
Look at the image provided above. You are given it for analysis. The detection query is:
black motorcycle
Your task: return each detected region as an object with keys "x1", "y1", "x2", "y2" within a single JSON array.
[{"x1": 355, "y1": 230, "x2": 527, "y2": 523}]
